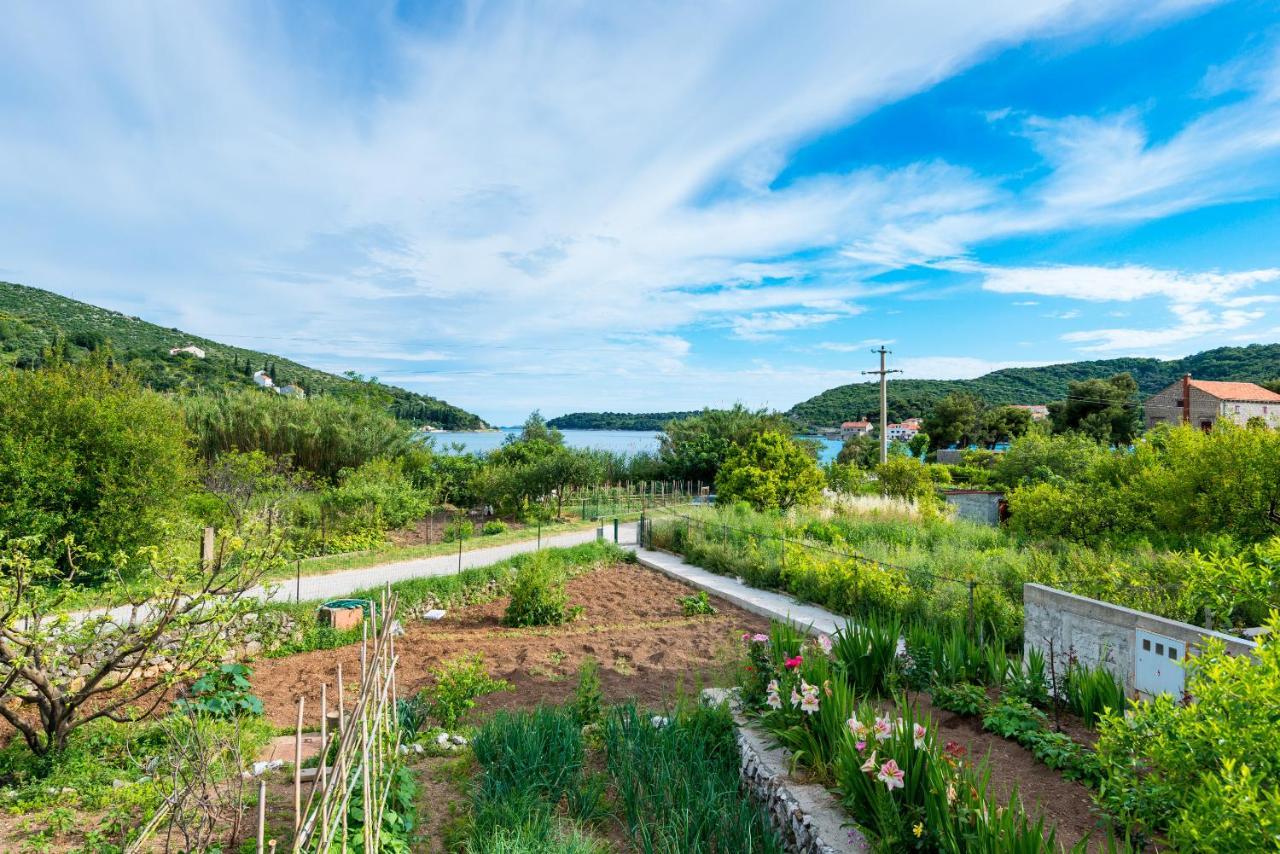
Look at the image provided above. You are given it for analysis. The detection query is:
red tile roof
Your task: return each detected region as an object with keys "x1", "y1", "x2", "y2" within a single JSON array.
[
  {"x1": 841, "y1": 420, "x2": 871, "y2": 428},
  {"x1": 1188, "y1": 380, "x2": 1280, "y2": 402}
]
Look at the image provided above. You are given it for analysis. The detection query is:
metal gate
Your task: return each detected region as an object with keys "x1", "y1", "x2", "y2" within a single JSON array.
[{"x1": 1134, "y1": 629, "x2": 1185, "y2": 698}]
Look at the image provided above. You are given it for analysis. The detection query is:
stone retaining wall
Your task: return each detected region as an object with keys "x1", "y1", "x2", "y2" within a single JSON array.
[{"x1": 704, "y1": 689, "x2": 867, "y2": 853}]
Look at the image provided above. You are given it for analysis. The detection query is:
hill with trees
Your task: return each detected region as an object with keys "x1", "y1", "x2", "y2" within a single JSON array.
[
  {"x1": 546, "y1": 411, "x2": 700, "y2": 430},
  {"x1": 0, "y1": 280, "x2": 486, "y2": 429},
  {"x1": 787, "y1": 344, "x2": 1280, "y2": 427}
]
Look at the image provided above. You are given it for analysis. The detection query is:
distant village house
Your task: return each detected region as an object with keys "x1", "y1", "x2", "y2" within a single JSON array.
[
  {"x1": 1145, "y1": 374, "x2": 1280, "y2": 431},
  {"x1": 168, "y1": 345, "x2": 205, "y2": 358},
  {"x1": 1011, "y1": 404, "x2": 1049, "y2": 421},
  {"x1": 885, "y1": 418, "x2": 921, "y2": 442},
  {"x1": 252, "y1": 370, "x2": 274, "y2": 389},
  {"x1": 840, "y1": 420, "x2": 874, "y2": 440}
]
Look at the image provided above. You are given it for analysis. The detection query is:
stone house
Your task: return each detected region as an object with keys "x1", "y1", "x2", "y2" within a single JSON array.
[{"x1": 1144, "y1": 374, "x2": 1280, "y2": 430}]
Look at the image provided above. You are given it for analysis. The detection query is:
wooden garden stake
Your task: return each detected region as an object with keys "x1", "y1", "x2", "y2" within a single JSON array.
[{"x1": 294, "y1": 695, "x2": 305, "y2": 832}]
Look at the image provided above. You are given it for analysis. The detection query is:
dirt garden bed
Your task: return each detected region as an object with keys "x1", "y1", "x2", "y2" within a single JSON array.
[{"x1": 249, "y1": 561, "x2": 769, "y2": 727}]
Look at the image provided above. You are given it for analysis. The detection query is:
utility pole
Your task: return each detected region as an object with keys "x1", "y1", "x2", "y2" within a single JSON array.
[{"x1": 862, "y1": 346, "x2": 902, "y2": 464}]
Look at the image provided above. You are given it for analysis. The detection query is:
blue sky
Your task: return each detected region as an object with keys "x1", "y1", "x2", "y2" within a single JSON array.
[{"x1": 2, "y1": 1, "x2": 1280, "y2": 424}]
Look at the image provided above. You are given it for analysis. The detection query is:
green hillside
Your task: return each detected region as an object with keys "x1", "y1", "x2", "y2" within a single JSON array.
[
  {"x1": 788, "y1": 344, "x2": 1280, "y2": 427},
  {"x1": 0, "y1": 281, "x2": 487, "y2": 429},
  {"x1": 546, "y1": 411, "x2": 700, "y2": 430}
]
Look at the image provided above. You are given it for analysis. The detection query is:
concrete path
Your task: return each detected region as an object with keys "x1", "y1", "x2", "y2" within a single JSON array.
[
  {"x1": 634, "y1": 546, "x2": 850, "y2": 637},
  {"x1": 262, "y1": 522, "x2": 638, "y2": 604},
  {"x1": 74, "y1": 522, "x2": 640, "y2": 624}
]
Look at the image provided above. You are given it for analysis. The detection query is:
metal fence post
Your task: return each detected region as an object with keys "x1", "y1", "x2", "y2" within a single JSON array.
[
  {"x1": 613, "y1": 517, "x2": 619, "y2": 544},
  {"x1": 967, "y1": 580, "x2": 976, "y2": 642}
]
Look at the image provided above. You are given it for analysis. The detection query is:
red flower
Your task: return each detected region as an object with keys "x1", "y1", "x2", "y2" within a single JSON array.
[{"x1": 784, "y1": 655, "x2": 803, "y2": 670}]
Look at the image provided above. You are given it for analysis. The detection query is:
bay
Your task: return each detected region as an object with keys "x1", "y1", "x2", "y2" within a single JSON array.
[{"x1": 427, "y1": 429, "x2": 842, "y2": 464}]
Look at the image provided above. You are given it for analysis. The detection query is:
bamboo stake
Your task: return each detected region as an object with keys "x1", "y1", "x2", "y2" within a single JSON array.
[
  {"x1": 319, "y1": 683, "x2": 329, "y2": 791},
  {"x1": 257, "y1": 779, "x2": 266, "y2": 853},
  {"x1": 294, "y1": 695, "x2": 305, "y2": 833}
]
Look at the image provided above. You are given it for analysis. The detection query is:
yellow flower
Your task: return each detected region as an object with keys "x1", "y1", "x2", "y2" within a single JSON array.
[{"x1": 913, "y1": 823, "x2": 923, "y2": 838}]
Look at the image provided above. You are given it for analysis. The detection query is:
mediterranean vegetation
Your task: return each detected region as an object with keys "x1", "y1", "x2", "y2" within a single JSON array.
[
  {"x1": 546, "y1": 410, "x2": 700, "y2": 430},
  {"x1": 787, "y1": 341, "x2": 1280, "y2": 427},
  {"x1": 0, "y1": 279, "x2": 485, "y2": 428}
]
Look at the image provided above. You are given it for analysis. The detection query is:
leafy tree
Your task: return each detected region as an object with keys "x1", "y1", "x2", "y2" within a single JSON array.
[
  {"x1": 1049, "y1": 372, "x2": 1141, "y2": 445},
  {"x1": 906, "y1": 432, "x2": 930, "y2": 459},
  {"x1": 873, "y1": 456, "x2": 936, "y2": 502},
  {"x1": 0, "y1": 360, "x2": 194, "y2": 577},
  {"x1": 923, "y1": 393, "x2": 983, "y2": 450},
  {"x1": 990, "y1": 432, "x2": 1108, "y2": 490},
  {"x1": 0, "y1": 519, "x2": 283, "y2": 755},
  {"x1": 979, "y1": 405, "x2": 1033, "y2": 445},
  {"x1": 713, "y1": 431, "x2": 823, "y2": 510},
  {"x1": 660, "y1": 404, "x2": 793, "y2": 484},
  {"x1": 511, "y1": 410, "x2": 564, "y2": 447},
  {"x1": 836, "y1": 434, "x2": 879, "y2": 468}
]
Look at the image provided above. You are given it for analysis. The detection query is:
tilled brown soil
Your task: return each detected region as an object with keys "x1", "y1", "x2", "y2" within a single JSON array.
[
  {"x1": 249, "y1": 562, "x2": 766, "y2": 727},
  {"x1": 909, "y1": 691, "x2": 1107, "y2": 851}
]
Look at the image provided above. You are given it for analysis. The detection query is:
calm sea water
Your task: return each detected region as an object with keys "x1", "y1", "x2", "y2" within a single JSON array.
[{"x1": 428, "y1": 429, "x2": 842, "y2": 464}]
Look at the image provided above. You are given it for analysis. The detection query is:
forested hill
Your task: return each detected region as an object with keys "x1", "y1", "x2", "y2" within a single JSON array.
[
  {"x1": 0, "y1": 281, "x2": 487, "y2": 429},
  {"x1": 547, "y1": 411, "x2": 700, "y2": 430},
  {"x1": 788, "y1": 344, "x2": 1280, "y2": 427}
]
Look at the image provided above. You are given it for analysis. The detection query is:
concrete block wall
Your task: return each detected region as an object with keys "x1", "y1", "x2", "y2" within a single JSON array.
[
  {"x1": 942, "y1": 491, "x2": 1003, "y2": 526},
  {"x1": 1023, "y1": 583, "x2": 1256, "y2": 699}
]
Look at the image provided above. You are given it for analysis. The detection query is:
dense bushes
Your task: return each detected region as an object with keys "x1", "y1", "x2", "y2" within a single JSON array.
[
  {"x1": 1093, "y1": 618, "x2": 1280, "y2": 849},
  {"x1": 1006, "y1": 423, "x2": 1280, "y2": 548},
  {"x1": 183, "y1": 389, "x2": 414, "y2": 481},
  {"x1": 0, "y1": 360, "x2": 194, "y2": 577}
]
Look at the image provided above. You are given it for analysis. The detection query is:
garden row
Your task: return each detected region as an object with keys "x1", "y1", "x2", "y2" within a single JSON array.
[{"x1": 736, "y1": 607, "x2": 1280, "y2": 851}]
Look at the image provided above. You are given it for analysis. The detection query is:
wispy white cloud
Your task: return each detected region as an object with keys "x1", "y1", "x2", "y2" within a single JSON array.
[
  {"x1": 982, "y1": 263, "x2": 1280, "y2": 351},
  {"x1": 0, "y1": 0, "x2": 1252, "y2": 419}
]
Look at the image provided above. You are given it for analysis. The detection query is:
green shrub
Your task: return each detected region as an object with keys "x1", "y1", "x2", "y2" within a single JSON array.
[
  {"x1": 482, "y1": 520, "x2": 508, "y2": 536},
  {"x1": 0, "y1": 360, "x2": 194, "y2": 578},
  {"x1": 573, "y1": 659, "x2": 603, "y2": 727},
  {"x1": 175, "y1": 663, "x2": 264, "y2": 718},
  {"x1": 932, "y1": 682, "x2": 987, "y2": 717},
  {"x1": 444, "y1": 517, "x2": 475, "y2": 542},
  {"x1": 425, "y1": 655, "x2": 511, "y2": 728},
  {"x1": 1094, "y1": 620, "x2": 1280, "y2": 842},
  {"x1": 503, "y1": 553, "x2": 580, "y2": 627},
  {"x1": 982, "y1": 695, "x2": 1047, "y2": 741},
  {"x1": 678, "y1": 590, "x2": 717, "y2": 616}
]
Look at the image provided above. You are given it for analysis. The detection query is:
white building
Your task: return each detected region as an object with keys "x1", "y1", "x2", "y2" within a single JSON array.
[
  {"x1": 1011, "y1": 404, "x2": 1050, "y2": 421},
  {"x1": 1145, "y1": 375, "x2": 1280, "y2": 430},
  {"x1": 168, "y1": 345, "x2": 206, "y2": 359},
  {"x1": 840, "y1": 420, "x2": 874, "y2": 440},
  {"x1": 252, "y1": 370, "x2": 274, "y2": 389},
  {"x1": 278, "y1": 384, "x2": 306, "y2": 398},
  {"x1": 885, "y1": 421, "x2": 920, "y2": 442}
]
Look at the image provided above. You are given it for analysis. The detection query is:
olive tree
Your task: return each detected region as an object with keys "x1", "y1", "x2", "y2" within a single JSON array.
[{"x1": 0, "y1": 522, "x2": 283, "y2": 756}]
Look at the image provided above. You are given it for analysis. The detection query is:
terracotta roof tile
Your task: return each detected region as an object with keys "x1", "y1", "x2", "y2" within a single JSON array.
[{"x1": 1187, "y1": 380, "x2": 1280, "y2": 402}]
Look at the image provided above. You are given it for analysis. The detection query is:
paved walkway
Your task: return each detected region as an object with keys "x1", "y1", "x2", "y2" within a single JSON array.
[
  {"x1": 634, "y1": 546, "x2": 850, "y2": 637},
  {"x1": 73, "y1": 521, "x2": 851, "y2": 641},
  {"x1": 74, "y1": 522, "x2": 640, "y2": 624},
  {"x1": 262, "y1": 522, "x2": 638, "y2": 604}
]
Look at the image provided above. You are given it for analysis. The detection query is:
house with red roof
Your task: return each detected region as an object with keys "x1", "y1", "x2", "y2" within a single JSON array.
[
  {"x1": 840, "y1": 420, "x2": 874, "y2": 440},
  {"x1": 1144, "y1": 374, "x2": 1280, "y2": 431}
]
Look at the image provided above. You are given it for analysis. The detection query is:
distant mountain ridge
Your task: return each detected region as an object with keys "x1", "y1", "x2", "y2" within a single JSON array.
[
  {"x1": 787, "y1": 344, "x2": 1280, "y2": 427},
  {"x1": 546, "y1": 411, "x2": 701, "y2": 431},
  {"x1": 0, "y1": 280, "x2": 487, "y2": 429}
]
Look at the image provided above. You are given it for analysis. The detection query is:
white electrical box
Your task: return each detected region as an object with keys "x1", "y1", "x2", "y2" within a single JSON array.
[{"x1": 1134, "y1": 629, "x2": 1185, "y2": 698}]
